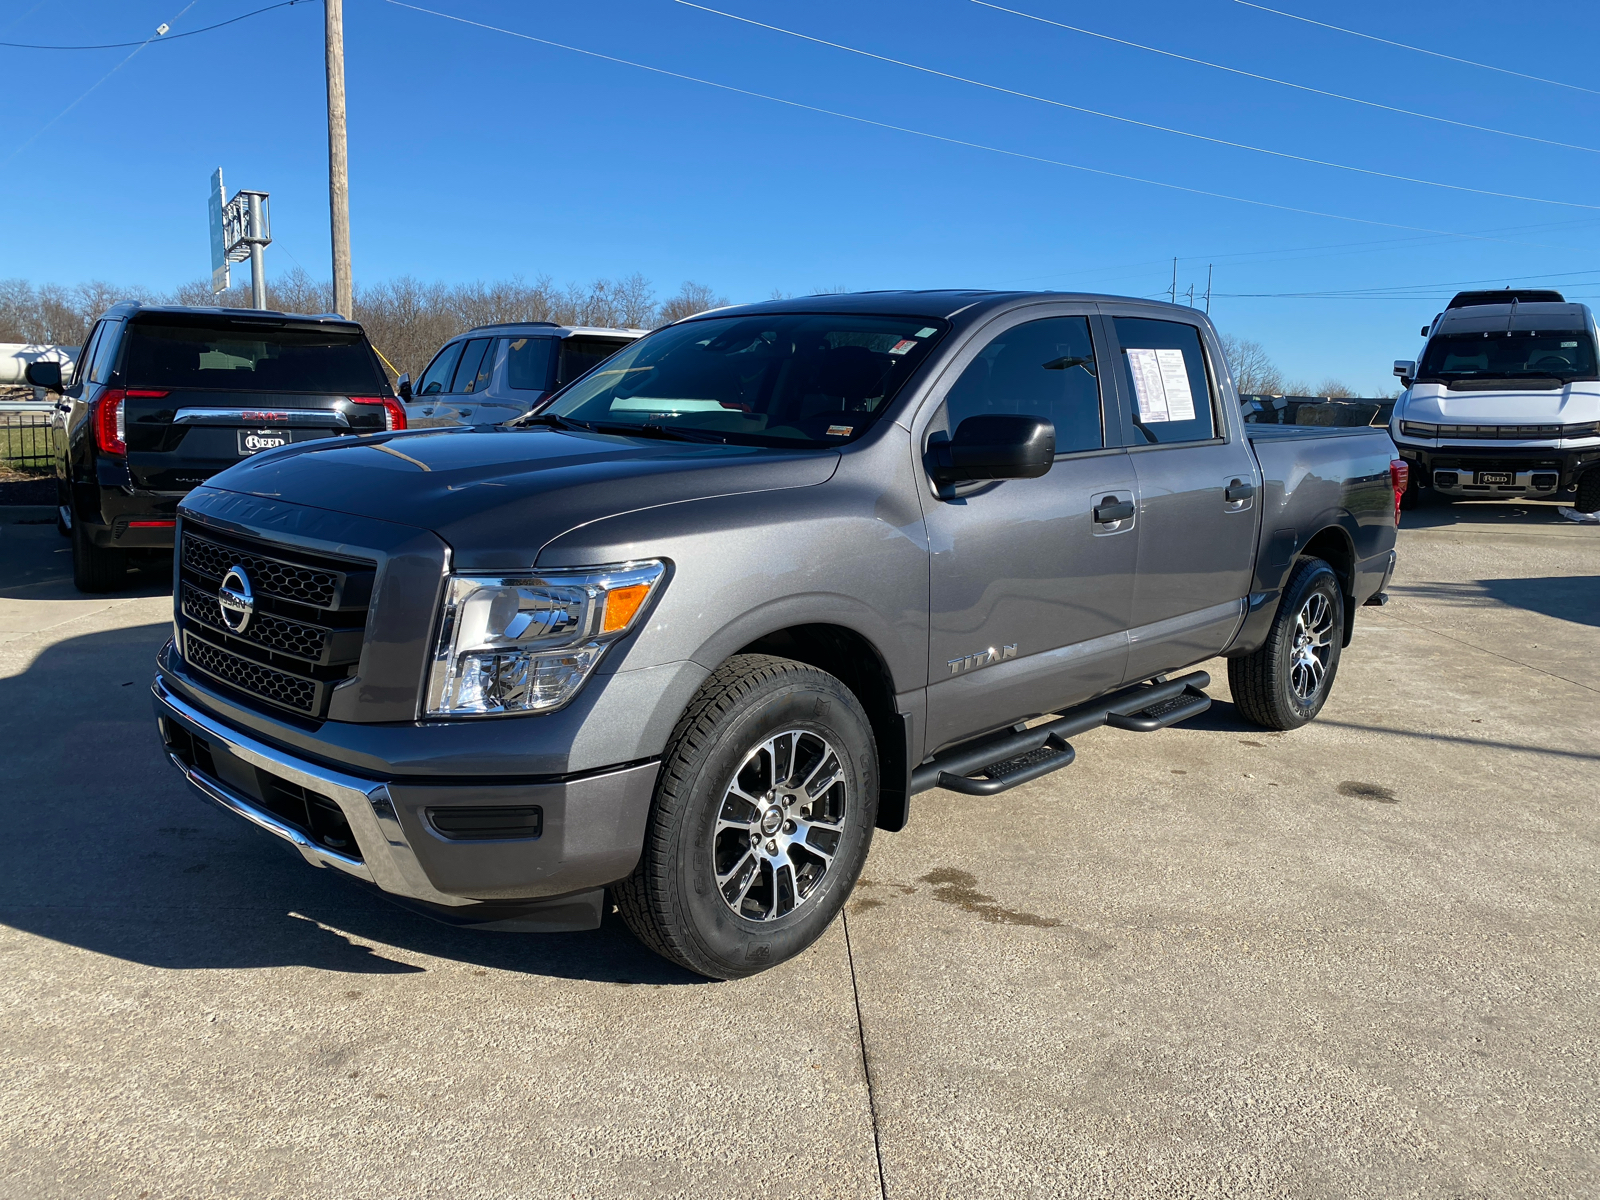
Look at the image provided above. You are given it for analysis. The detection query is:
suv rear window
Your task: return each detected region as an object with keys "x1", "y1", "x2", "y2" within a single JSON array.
[{"x1": 123, "y1": 319, "x2": 387, "y2": 393}]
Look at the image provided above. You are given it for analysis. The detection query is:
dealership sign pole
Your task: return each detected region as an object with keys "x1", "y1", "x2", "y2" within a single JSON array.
[{"x1": 208, "y1": 168, "x2": 273, "y2": 309}]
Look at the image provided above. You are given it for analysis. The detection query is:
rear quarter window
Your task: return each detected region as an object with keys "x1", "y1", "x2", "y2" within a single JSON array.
[{"x1": 557, "y1": 337, "x2": 629, "y2": 387}]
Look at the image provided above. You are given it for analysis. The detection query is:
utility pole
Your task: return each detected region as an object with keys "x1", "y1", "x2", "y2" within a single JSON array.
[
  {"x1": 1204, "y1": 264, "x2": 1213, "y2": 315},
  {"x1": 324, "y1": 0, "x2": 353, "y2": 318},
  {"x1": 1169, "y1": 257, "x2": 1177, "y2": 305}
]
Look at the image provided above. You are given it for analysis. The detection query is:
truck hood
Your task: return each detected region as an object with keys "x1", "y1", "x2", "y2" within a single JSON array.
[
  {"x1": 1399, "y1": 380, "x2": 1600, "y2": 424},
  {"x1": 194, "y1": 425, "x2": 840, "y2": 570}
]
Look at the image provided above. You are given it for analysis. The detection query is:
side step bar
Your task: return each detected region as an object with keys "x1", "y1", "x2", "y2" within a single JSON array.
[{"x1": 910, "y1": 671, "x2": 1211, "y2": 797}]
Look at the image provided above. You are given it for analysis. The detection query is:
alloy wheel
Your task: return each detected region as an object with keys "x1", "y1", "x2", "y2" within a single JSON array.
[{"x1": 1290, "y1": 592, "x2": 1334, "y2": 704}]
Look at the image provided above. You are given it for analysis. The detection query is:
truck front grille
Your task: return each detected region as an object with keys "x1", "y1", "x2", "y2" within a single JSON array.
[{"x1": 177, "y1": 524, "x2": 375, "y2": 719}]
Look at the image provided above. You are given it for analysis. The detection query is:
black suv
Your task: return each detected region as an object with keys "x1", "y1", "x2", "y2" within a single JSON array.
[{"x1": 27, "y1": 304, "x2": 402, "y2": 592}]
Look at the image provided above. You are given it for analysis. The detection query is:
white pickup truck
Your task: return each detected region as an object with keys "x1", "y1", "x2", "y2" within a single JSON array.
[{"x1": 1391, "y1": 289, "x2": 1600, "y2": 512}]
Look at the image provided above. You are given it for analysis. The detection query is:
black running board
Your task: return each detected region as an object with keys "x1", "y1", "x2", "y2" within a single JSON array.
[{"x1": 911, "y1": 671, "x2": 1211, "y2": 797}]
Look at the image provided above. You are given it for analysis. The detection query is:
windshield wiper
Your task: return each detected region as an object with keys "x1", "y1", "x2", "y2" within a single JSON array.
[
  {"x1": 587, "y1": 421, "x2": 727, "y2": 444},
  {"x1": 510, "y1": 411, "x2": 588, "y2": 431}
]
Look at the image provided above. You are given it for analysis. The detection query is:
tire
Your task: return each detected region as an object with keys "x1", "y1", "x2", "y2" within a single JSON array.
[
  {"x1": 71, "y1": 519, "x2": 126, "y2": 593},
  {"x1": 614, "y1": 654, "x2": 878, "y2": 980},
  {"x1": 1399, "y1": 470, "x2": 1423, "y2": 510},
  {"x1": 1575, "y1": 470, "x2": 1600, "y2": 515},
  {"x1": 1228, "y1": 557, "x2": 1345, "y2": 731}
]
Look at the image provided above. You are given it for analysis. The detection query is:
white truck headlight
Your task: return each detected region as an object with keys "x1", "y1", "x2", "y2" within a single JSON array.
[{"x1": 425, "y1": 560, "x2": 665, "y2": 716}]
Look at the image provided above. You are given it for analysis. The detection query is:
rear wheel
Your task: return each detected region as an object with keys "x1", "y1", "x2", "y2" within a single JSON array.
[
  {"x1": 1575, "y1": 469, "x2": 1600, "y2": 514},
  {"x1": 71, "y1": 520, "x2": 126, "y2": 593},
  {"x1": 614, "y1": 654, "x2": 878, "y2": 979},
  {"x1": 1228, "y1": 557, "x2": 1345, "y2": 731}
]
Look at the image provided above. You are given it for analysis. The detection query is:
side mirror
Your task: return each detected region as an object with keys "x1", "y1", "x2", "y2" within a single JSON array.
[
  {"x1": 1393, "y1": 360, "x2": 1415, "y2": 388},
  {"x1": 25, "y1": 361, "x2": 63, "y2": 393},
  {"x1": 931, "y1": 414, "x2": 1055, "y2": 484},
  {"x1": 1419, "y1": 326, "x2": 1430, "y2": 338},
  {"x1": 397, "y1": 373, "x2": 413, "y2": 401}
]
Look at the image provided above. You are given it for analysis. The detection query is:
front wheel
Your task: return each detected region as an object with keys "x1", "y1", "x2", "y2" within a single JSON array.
[
  {"x1": 614, "y1": 654, "x2": 878, "y2": 979},
  {"x1": 1574, "y1": 469, "x2": 1600, "y2": 515},
  {"x1": 1228, "y1": 557, "x2": 1345, "y2": 731}
]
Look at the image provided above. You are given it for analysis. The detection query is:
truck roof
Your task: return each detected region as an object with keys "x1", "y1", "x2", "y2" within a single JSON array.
[
  {"x1": 103, "y1": 301, "x2": 363, "y2": 330},
  {"x1": 689, "y1": 289, "x2": 1205, "y2": 323},
  {"x1": 1447, "y1": 288, "x2": 1565, "y2": 309}
]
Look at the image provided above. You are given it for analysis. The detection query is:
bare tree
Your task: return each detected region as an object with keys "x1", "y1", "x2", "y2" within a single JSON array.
[
  {"x1": 657, "y1": 281, "x2": 729, "y2": 326},
  {"x1": 1218, "y1": 333, "x2": 1284, "y2": 395},
  {"x1": 1314, "y1": 379, "x2": 1357, "y2": 398}
]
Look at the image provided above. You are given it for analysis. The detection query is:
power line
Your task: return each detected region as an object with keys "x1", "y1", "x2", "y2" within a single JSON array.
[
  {"x1": 4, "y1": 0, "x2": 203, "y2": 165},
  {"x1": 377, "y1": 0, "x2": 1551, "y2": 243},
  {"x1": 971, "y1": 1, "x2": 1600, "y2": 156},
  {"x1": 1232, "y1": 0, "x2": 1600, "y2": 98},
  {"x1": 0, "y1": 2, "x2": 309, "y2": 50},
  {"x1": 672, "y1": 1, "x2": 1600, "y2": 211}
]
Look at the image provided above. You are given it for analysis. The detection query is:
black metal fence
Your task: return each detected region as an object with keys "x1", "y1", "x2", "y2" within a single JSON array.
[{"x1": 0, "y1": 408, "x2": 54, "y2": 471}]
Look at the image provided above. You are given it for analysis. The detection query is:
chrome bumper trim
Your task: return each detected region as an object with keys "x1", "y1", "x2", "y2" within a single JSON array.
[{"x1": 153, "y1": 674, "x2": 475, "y2": 907}]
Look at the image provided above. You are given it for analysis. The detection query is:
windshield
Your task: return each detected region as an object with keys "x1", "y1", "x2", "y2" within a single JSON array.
[
  {"x1": 521, "y1": 313, "x2": 948, "y2": 447},
  {"x1": 1418, "y1": 330, "x2": 1598, "y2": 383},
  {"x1": 123, "y1": 319, "x2": 388, "y2": 393}
]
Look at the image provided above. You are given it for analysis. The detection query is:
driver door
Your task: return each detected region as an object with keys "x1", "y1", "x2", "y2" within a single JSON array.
[{"x1": 918, "y1": 309, "x2": 1138, "y2": 754}]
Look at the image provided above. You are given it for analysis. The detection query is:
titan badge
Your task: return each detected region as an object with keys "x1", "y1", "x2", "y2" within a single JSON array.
[{"x1": 948, "y1": 643, "x2": 1018, "y2": 675}]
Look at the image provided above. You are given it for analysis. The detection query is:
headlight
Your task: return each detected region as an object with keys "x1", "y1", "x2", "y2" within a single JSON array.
[
  {"x1": 425, "y1": 560, "x2": 665, "y2": 716},
  {"x1": 1399, "y1": 421, "x2": 1438, "y2": 438}
]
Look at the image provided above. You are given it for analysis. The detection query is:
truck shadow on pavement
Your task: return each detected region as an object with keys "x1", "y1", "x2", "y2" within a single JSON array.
[
  {"x1": 1389, "y1": 576, "x2": 1599, "y2": 628},
  {"x1": 0, "y1": 621, "x2": 705, "y2": 986}
]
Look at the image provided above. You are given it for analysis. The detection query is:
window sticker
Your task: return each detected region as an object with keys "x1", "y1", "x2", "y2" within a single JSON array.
[
  {"x1": 915, "y1": 326, "x2": 937, "y2": 338},
  {"x1": 826, "y1": 424, "x2": 854, "y2": 437},
  {"x1": 1125, "y1": 347, "x2": 1196, "y2": 424},
  {"x1": 888, "y1": 339, "x2": 917, "y2": 356}
]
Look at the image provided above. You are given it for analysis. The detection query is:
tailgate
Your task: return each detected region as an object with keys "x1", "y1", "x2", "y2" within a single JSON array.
[{"x1": 125, "y1": 392, "x2": 382, "y2": 491}]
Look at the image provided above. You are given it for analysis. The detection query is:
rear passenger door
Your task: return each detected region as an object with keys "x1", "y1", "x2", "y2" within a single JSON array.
[
  {"x1": 1102, "y1": 311, "x2": 1259, "y2": 682},
  {"x1": 918, "y1": 308, "x2": 1138, "y2": 753}
]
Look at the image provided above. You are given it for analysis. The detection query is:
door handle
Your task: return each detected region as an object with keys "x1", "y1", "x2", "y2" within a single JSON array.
[
  {"x1": 1225, "y1": 479, "x2": 1256, "y2": 502},
  {"x1": 1093, "y1": 497, "x2": 1136, "y2": 523}
]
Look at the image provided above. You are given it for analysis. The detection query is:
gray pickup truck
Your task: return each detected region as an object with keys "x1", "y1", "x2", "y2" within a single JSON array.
[{"x1": 152, "y1": 291, "x2": 1403, "y2": 978}]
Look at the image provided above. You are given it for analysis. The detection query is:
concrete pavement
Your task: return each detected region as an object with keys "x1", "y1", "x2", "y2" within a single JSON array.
[{"x1": 1, "y1": 499, "x2": 1595, "y2": 1198}]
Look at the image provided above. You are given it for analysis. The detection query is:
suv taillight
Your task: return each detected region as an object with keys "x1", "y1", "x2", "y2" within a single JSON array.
[
  {"x1": 1389, "y1": 459, "x2": 1409, "y2": 526},
  {"x1": 352, "y1": 396, "x2": 407, "y2": 431},
  {"x1": 94, "y1": 390, "x2": 126, "y2": 455}
]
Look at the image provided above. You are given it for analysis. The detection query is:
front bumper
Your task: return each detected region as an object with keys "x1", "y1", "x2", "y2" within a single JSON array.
[
  {"x1": 152, "y1": 673, "x2": 659, "y2": 929},
  {"x1": 1392, "y1": 441, "x2": 1600, "y2": 498}
]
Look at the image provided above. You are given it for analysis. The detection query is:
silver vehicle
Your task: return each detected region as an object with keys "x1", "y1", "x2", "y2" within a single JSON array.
[
  {"x1": 1392, "y1": 289, "x2": 1600, "y2": 510},
  {"x1": 152, "y1": 290, "x2": 1403, "y2": 979},
  {"x1": 400, "y1": 322, "x2": 644, "y2": 427}
]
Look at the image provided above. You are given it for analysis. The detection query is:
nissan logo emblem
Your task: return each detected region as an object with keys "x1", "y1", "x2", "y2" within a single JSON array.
[{"x1": 218, "y1": 565, "x2": 255, "y2": 633}]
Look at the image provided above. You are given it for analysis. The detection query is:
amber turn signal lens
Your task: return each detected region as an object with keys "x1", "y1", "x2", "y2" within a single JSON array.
[{"x1": 601, "y1": 583, "x2": 651, "y2": 633}]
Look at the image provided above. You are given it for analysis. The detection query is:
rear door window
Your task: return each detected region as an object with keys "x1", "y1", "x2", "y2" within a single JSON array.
[
  {"x1": 941, "y1": 316, "x2": 1103, "y2": 454},
  {"x1": 1112, "y1": 317, "x2": 1217, "y2": 444},
  {"x1": 418, "y1": 342, "x2": 464, "y2": 396},
  {"x1": 450, "y1": 338, "x2": 494, "y2": 393},
  {"x1": 506, "y1": 336, "x2": 556, "y2": 390},
  {"x1": 122, "y1": 319, "x2": 387, "y2": 393},
  {"x1": 556, "y1": 337, "x2": 628, "y2": 388}
]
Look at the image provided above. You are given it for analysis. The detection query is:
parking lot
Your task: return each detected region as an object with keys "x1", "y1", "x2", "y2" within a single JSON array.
[{"x1": 1, "y1": 500, "x2": 1595, "y2": 1199}]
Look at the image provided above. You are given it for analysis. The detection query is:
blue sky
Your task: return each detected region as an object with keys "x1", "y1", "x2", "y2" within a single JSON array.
[{"x1": 4, "y1": 0, "x2": 1599, "y2": 391}]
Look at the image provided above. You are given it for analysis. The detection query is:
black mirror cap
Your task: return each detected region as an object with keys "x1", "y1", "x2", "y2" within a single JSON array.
[
  {"x1": 933, "y1": 414, "x2": 1056, "y2": 483},
  {"x1": 397, "y1": 373, "x2": 413, "y2": 401},
  {"x1": 24, "y1": 361, "x2": 63, "y2": 392}
]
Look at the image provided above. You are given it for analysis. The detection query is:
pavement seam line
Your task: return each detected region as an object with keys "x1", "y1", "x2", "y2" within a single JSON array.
[
  {"x1": 1374, "y1": 609, "x2": 1600, "y2": 695},
  {"x1": 840, "y1": 909, "x2": 888, "y2": 1200}
]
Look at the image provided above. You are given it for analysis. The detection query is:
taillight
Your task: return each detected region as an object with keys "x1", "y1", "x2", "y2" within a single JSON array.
[
  {"x1": 94, "y1": 390, "x2": 126, "y2": 455},
  {"x1": 351, "y1": 395, "x2": 407, "y2": 431},
  {"x1": 1389, "y1": 458, "x2": 1409, "y2": 526}
]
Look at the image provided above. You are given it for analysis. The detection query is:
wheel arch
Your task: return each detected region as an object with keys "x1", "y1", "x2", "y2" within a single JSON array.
[
  {"x1": 735, "y1": 623, "x2": 911, "y2": 834},
  {"x1": 1298, "y1": 522, "x2": 1358, "y2": 646}
]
